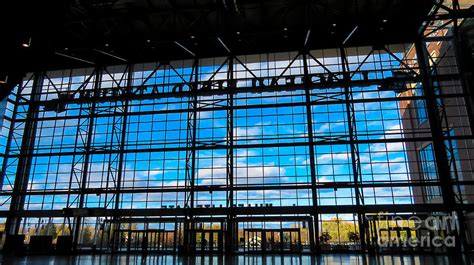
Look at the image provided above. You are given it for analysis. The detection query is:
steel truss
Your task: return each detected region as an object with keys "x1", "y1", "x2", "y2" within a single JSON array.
[{"x1": 0, "y1": 1, "x2": 473, "y2": 255}]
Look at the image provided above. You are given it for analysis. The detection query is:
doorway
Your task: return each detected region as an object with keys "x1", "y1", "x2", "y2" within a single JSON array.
[
  {"x1": 243, "y1": 228, "x2": 301, "y2": 253},
  {"x1": 114, "y1": 229, "x2": 176, "y2": 253},
  {"x1": 192, "y1": 229, "x2": 224, "y2": 254}
]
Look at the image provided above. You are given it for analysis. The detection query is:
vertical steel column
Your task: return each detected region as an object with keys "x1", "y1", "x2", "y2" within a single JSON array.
[
  {"x1": 0, "y1": 78, "x2": 22, "y2": 192},
  {"x1": 183, "y1": 58, "x2": 199, "y2": 254},
  {"x1": 0, "y1": 80, "x2": 24, "y2": 192},
  {"x1": 415, "y1": 40, "x2": 456, "y2": 209},
  {"x1": 4, "y1": 72, "x2": 43, "y2": 236},
  {"x1": 452, "y1": 16, "x2": 474, "y2": 143},
  {"x1": 451, "y1": 14, "x2": 474, "y2": 252},
  {"x1": 415, "y1": 39, "x2": 464, "y2": 251},
  {"x1": 302, "y1": 50, "x2": 320, "y2": 252},
  {"x1": 64, "y1": 69, "x2": 96, "y2": 243},
  {"x1": 111, "y1": 64, "x2": 133, "y2": 251},
  {"x1": 225, "y1": 56, "x2": 235, "y2": 255},
  {"x1": 340, "y1": 47, "x2": 366, "y2": 251},
  {"x1": 0, "y1": 85, "x2": 21, "y2": 242},
  {"x1": 72, "y1": 66, "x2": 102, "y2": 251}
]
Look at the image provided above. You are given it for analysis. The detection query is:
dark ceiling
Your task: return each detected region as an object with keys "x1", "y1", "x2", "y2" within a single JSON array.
[{"x1": 0, "y1": 0, "x2": 435, "y2": 74}]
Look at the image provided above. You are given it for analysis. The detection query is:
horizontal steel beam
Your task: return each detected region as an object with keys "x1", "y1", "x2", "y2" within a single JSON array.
[
  {"x1": 16, "y1": 73, "x2": 462, "y2": 107},
  {"x1": 2, "y1": 204, "x2": 473, "y2": 218},
  {"x1": 13, "y1": 91, "x2": 470, "y2": 124},
  {"x1": 4, "y1": 134, "x2": 473, "y2": 159},
  {"x1": 3, "y1": 180, "x2": 474, "y2": 196}
]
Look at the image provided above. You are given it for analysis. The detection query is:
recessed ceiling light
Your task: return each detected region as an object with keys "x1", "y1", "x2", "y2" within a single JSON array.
[
  {"x1": 191, "y1": 35, "x2": 195, "y2": 39},
  {"x1": 332, "y1": 23, "x2": 337, "y2": 27},
  {"x1": 147, "y1": 39, "x2": 151, "y2": 43},
  {"x1": 383, "y1": 19, "x2": 388, "y2": 23},
  {"x1": 283, "y1": 27, "x2": 288, "y2": 31},
  {"x1": 236, "y1": 31, "x2": 240, "y2": 35},
  {"x1": 105, "y1": 43, "x2": 109, "y2": 47}
]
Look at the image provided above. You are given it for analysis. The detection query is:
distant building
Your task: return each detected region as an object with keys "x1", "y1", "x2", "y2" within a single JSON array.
[{"x1": 400, "y1": 17, "x2": 474, "y2": 205}]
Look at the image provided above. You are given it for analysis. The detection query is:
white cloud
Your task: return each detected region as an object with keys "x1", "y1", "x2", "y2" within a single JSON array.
[
  {"x1": 234, "y1": 126, "x2": 262, "y2": 138},
  {"x1": 371, "y1": 142, "x2": 405, "y2": 153},
  {"x1": 383, "y1": 123, "x2": 403, "y2": 139},
  {"x1": 316, "y1": 152, "x2": 351, "y2": 161},
  {"x1": 313, "y1": 121, "x2": 345, "y2": 134},
  {"x1": 196, "y1": 111, "x2": 211, "y2": 119}
]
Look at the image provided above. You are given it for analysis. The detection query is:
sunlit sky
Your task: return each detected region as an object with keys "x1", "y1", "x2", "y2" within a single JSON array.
[{"x1": 0, "y1": 50, "x2": 424, "y2": 214}]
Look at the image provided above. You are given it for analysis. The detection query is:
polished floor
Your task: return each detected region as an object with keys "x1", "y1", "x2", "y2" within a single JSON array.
[{"x1": 0, "y1": 254, "x2": 472, "y2": 265}]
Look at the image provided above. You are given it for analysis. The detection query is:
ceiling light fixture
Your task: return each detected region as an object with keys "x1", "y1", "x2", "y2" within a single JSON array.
[
  {"x1": 55, "y1": 52, "x2": 95, "y2": 65},
  {"x1": 217, "y1": 37, "x2": 231, "y2": 53},
  {"x1": 174, "y1": 41, "x2": 196, "y2": 57},
  {"x1": 0, "y1": 74, "x2": 8, "y2": 84},
  {"x1": 383, "y1": 19, "x2": 388, "y2": 23},
  {"x1": 342, "y1": 25, "x2": 359, "y2": 46},
  {"x1": 304, "y1": 29, "x2": 311, "y2": 47},
  {"x1": 93, "y1": 49, "x2": 128, "y2": 62},
  {"x1": 22, "y1": 37, "x2": 32, "y2": 48},
  {"x1": 283, "y1": 27, "x2": 288, "y2": 31}
]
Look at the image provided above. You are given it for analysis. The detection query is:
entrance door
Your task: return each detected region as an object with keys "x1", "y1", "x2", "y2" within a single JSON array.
[
  {"x1": 244, "y1": 229, "x2": 263, "y2": 253},
  {"x1": 151, "y1": 230, "x2": 176, "y2": 253},
  {"x1": 147, "y1": 230, "x2": 166, "y2": 252},
  {"x1": 244, "y1": 228, "x2": 301, "y2": 254},
  {"x1": 281, "y1": 229, "x2": 302, "y2": 253},
  {"x1": 290, "y1": 229, "x2": 302, "y2": 252},
  {"x1": 113, "y1": 229, "x2": 176, "y2": 254},
  {"x1": 127, "y1": 231, "x2": 143, "y2": 252},
  {"x1": 194, "y1": 230, "x2": 223, "y2": 254},
  {"x1": 264, "y1": 230, "x2": 282, "y2": 253}
]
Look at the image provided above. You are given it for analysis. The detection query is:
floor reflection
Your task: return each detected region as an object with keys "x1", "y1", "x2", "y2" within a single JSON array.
[{"x1": 0, "y1": 254, "x2": 471, "y2": 265}]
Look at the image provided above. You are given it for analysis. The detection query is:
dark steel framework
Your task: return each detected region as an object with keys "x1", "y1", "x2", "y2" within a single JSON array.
[{"x1": 0, "y1": 1, "x2": 473, "y2": 255}]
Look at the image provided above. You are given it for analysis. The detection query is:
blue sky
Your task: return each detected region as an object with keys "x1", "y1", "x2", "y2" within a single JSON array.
[{"x1": 0, "y1": 49, "x2": 416, "y2": 216}]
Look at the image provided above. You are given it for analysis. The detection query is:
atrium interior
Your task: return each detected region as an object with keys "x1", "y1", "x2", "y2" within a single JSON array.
[{"x1": 0, "y1": 0, "x2": 473, "y2": 263}]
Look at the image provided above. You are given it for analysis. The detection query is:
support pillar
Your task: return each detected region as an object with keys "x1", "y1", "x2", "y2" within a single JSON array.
[
  {"x1": 302, "y1": 50, "x2": 320, "y2": 253},
  {"x1": 225, "y1": 56, "x2": 236, "y2": 255},
  {"x1": 183, "y1": 58, "x2": 199, "y2": 255},
  {"x1": 4, "y1": 72, "x2": 43, "y2": 238},
  {"x1": 415, "y1": 39, "x2": 462, "y2": 252},
  {"x1": 72, "y1": 66, "x2": 102, "y2": 251},
  {"x1": 340, "y1": 47, "x2": 367, "y2": 252}
]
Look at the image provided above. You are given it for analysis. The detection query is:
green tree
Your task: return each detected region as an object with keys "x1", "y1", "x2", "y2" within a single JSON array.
[
  {"x1": 321, "y1": 218, "x2": 358, "y2": 243},
  {"x1": 348, "y1": 231, "x2": 360, "y2": 242},
  {"x1": 81, "y1": 226, "x2": 94, "y2": 245},
  {"x1": 40, "y1": 223, "x2": 58, "y2": 238},
  {"x1": 319, "y1": 232, "x2": 332, "y2": 244}
]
